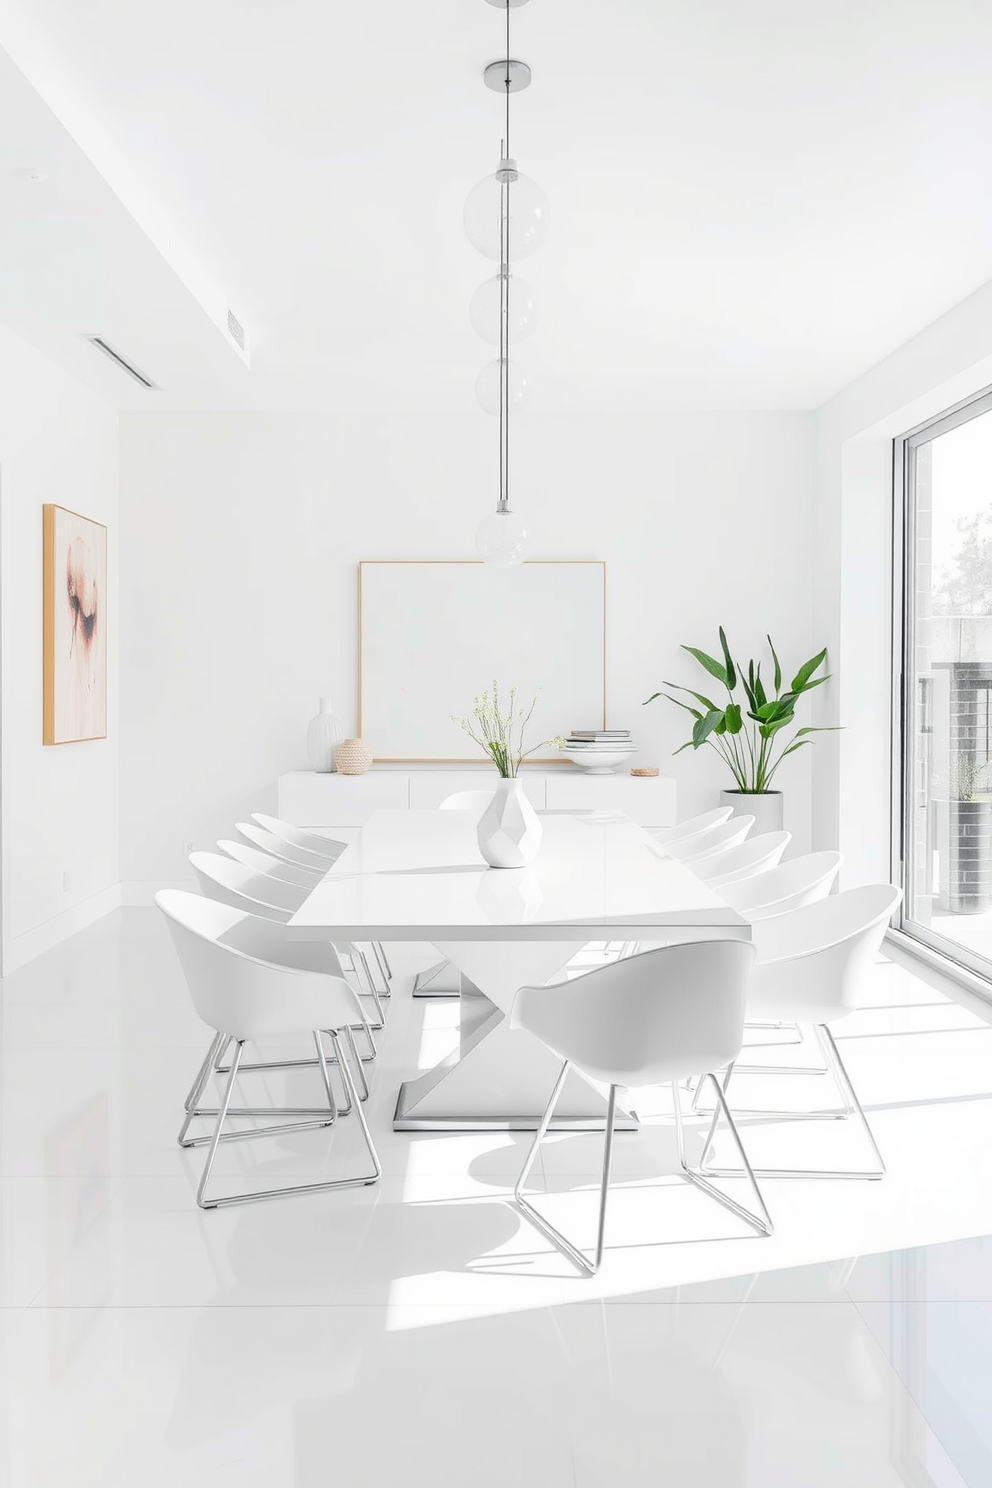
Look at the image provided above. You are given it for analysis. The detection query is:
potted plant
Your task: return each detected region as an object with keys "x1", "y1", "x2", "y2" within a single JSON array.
[
  {"x1": 454, "y1": 683, "x2": 565, "y2": 867},
  {"x1": 644, "y1": 629, "x2": 835, "y2": 835},
  {"x1": 945, "y1": 754, "x2": 992, "y2": 915}
]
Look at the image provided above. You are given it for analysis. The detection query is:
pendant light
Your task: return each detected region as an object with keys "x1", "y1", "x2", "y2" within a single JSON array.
[{"x1": 466, "y1": 0, "x2": 549, "y2": 567}]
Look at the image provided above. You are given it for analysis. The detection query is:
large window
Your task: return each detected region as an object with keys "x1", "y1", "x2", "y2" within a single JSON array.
[{"x1": 899, "y1": 389, "x2": 992, "y2": 977}]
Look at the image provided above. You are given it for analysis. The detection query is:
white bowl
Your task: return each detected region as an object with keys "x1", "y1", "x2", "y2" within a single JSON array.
[{"x1": 562, "y1": 747, "x2": 636, "y2": 775}]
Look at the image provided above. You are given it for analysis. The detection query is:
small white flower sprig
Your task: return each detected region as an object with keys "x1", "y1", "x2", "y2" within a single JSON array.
[{"x1": 454, "y1": 681, "x2": 566, "y2": 778}]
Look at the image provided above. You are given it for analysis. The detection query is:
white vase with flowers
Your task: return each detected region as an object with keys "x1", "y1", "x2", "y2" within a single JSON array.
[{"x1": 454, "y1": 683, "x2": 565, "y2": 868}]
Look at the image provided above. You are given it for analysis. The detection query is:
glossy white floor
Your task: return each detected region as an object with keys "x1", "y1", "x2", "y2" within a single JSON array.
[{"x1": 3, "y1": 912, "x2": 992, "y2": 1486}]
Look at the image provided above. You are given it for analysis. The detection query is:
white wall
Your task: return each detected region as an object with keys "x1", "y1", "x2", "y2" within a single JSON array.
[
  {"x1": 119, "y1": 410, "x2": 814, "y2": 892},
  {"x1": 0, "y1": 321, "x2": 119, "y2": 972},
  {"x1": 813, "y1": 276, "x2": 992, "y2": 886}
]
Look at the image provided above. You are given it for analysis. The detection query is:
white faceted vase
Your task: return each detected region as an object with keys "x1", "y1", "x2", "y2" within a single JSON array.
[
  {"x1": 306, "y1": 697, "x2": 343, "y2": 773},
  {"x1": 477, "y1": 778, "x2": 543, "y2": 868}
]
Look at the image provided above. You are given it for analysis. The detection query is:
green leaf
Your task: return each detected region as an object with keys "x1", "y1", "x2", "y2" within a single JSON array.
[
  {"x1": 692, "y1": 709, "x2": 724, "y2": 747},
  {"x1": 794, "y1": 725, "x2": 842, "y2": 737},
  {"x1": 758, "y1": 715, "x2": 794, "y2": 740},
  {"x1": 643, "y1": 692, "x2": 663, "y2": 705},
  {"x1": 672, "y1": 741, "x2": 695, "y2": 755},
  {"x1": 663, "y1": 694, "x2": 703, "y2": 721},
  {"x1": 681, "y1": 646, "x2": 729, "y2": 687},
  {"x1": 754, "y1": 700, "x2": 794, "y2": 723},
  {"x1": 718, "y1": 627, "x2": 737, "y2": 691},
  {"x1": 739, "y1": 669, "x2": 758, "y2": 714},
  {"x1": 767, "y1": 635, "x2": 782, "y2": 693},
  {"x1": 662, "y1": 681, "x2": 720, "y2": 712},
  {"x1": 776, "y1": 738, "x2": 813, "y2": 762},
  {"x1": 724, "y1": 703, "x2": 743, "y2": 734},
  {"x1": 753, "y1": 665, "x2": 767, "y2": 709},
  {"x1": 791, "y1": 647, "x2": 828, "y2": 692}
]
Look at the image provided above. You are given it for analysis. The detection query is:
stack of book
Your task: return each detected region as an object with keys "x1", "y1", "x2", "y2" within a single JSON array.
[{"x1": 565, "y1": 729, "x2": 633, "y2": 749}]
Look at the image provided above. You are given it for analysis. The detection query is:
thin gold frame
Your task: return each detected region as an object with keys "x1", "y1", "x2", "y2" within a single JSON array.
[{"x1": 358, "y1": 560, "x2": 607, "y2": 763}]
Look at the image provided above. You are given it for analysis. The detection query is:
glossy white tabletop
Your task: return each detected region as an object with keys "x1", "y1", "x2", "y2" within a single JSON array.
[{"x1": 288, "y1": 809, "x2": 747, "y2": 941}]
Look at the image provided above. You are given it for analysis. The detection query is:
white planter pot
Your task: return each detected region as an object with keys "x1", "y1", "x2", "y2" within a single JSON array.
[
  {"x1": 306, "y1": 697, "x2": 343, "y2": 773},
  {"x1": 720, "y1": 789, "x2": 784, "y2": 838},
  {"x1": 477, "y1": 778, "x2": 543, "y2": 868}
]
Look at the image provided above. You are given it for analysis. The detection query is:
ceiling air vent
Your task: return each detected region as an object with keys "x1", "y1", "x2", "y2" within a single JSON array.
[
  {"x1": 226, "y1": 309, "x2": 245, "y2": 351},
  {"x1": 83, "y1": 336, "x2": 158, "y2": 389}
]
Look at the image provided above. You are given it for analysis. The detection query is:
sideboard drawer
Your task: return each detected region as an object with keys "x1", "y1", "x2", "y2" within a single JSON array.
[{"x1": 544, "y1": 774, "x2": 676, "y2": 826}]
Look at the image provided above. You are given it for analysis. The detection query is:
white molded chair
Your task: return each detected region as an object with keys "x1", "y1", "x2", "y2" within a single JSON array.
[
  {"x1": 714, "y1": 849, "x2": 844, "y2": 1071},
  {"x1": 191, "y1": 849, "x2": 383, "y2": 1018},
  {"x1": 701, "y1": 884, "x2": 902, "y2": 1182},
  {"x1": 722, "y1": 851, "x2": 842, "y2": 920},
  {"x1": 218, "y1": 838, "x2": 323, "y2": 888},
  {"x1": 413, "y1": 789, "x2": 496, "y2": 997},
  {"x1": 188, "y1": 851, "x2": 380, "y2": 1087},
  {"x1": 695, "y1": 831, "x2": 792, "y2": 887},
  {"x1": 192, "y1": 850, "x2": 313, "y2": 921},
  {"x1": 236, "y1": 821, "x2": 333, "y2": 872},
  {"x1": 234, "y1": 823, "x2": 393, "y2": 989},
  {"x1": 251, "y1": 812, "x2": 346, "y2": 862},
  {"x1": 665, "y1": 816, "x2": 755, "y2": 863},
  {"x1": 218, "y1": 837, "x2": 390, "y2": 993},
  {"x1": 157, "y1": 890, "x2": 381, "y2": 1209},
  {"x1": 650, "y1": 807, "x2": 733, "y2": 846},
  {"x1": 510, "y1": 941, "x2": 771, "y2": 1275}
]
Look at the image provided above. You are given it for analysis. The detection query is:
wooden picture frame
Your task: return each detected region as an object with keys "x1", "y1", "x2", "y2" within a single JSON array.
[{"x1": 43, "y1": 504, "x2": 108, "y2": 745}]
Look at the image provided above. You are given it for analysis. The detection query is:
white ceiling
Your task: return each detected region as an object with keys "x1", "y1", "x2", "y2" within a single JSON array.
[{"x1": 1, "y1": 0, "x2": 992, "y2": 412}]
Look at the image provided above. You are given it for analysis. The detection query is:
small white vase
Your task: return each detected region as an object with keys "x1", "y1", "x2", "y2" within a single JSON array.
[
  {"x1": 720, "y1": 789, "x2": 784, "y2": 837},
  {"x1": 477, "y1": 778, "x2": 543, "y2": 868},
  {"x1": 306, "y1": 698, "x2": 343, "y2": 773}
]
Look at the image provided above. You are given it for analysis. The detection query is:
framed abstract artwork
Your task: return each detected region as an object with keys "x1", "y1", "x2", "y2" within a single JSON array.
[{"x1": 42, "y1": 504, "x2": 108, "y2": 744}]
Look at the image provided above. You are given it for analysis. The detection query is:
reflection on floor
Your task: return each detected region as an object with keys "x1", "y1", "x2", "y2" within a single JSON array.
[{"x1": 1, "y1": 910, "x2": 992, "y2": 1485}]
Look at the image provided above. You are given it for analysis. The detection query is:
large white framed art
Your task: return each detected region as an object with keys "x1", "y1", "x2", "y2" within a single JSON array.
[{"x1": 358, "y1": 561, "x2": 606, "y2": 762}]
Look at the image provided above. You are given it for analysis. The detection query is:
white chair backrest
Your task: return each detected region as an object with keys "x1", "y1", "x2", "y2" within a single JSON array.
[
  {"x1": 697, "y1": 831, "x2": 791, "y2": 887},
  {"x1": 217, "y1": 839, "x2": 321, "y2": 889},
  {"x1": 190, "y1": 850, "x2": 306, "y2": 920},
  {"x1": 156, "y1": 890, "x2": 357, "y2": 1040},
  {"x1": 667, "y1": 816, "x2": 754, "y2": 862},
  {"x1": 749, "y1": 884, "x2": 903, "y2": 1024},
  {"x1": 511, "y1": 940, "x2": 756, "y2": 1088},
  {"x1": 251, "y1": 812, "x2": 344, "y2": 861},
  {"x1": 723, "y1": 851, "x2": 842, "y2": 919},
  {"x1": 652, "y1": 807, "x2": 733, "y2": 845},
  {"x1": 440, "y1": 791, "x2": 494, "y2": 813},
  {"x1": 236, "y1": 822, "x2": 329, "y2": 871}
]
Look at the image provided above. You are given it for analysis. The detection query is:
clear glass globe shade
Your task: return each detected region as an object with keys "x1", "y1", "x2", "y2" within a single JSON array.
[
  {"x1": 475, "y1": 359, "x2": 531, "y2": 415},
  {"x1": 475, "y1": 509, "x2": 529, "y2": 567},
  {"x1": 463, "y1": 171, "x2": 550, "y2": 261},
  {"x1": 469, "y1": 275, "x2": 539, "y2": 344}
]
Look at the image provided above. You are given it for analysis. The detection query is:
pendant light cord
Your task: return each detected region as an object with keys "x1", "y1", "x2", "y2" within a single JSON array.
[
  {"x1": 505, "y1": 0, "x2": 511, "y2": 157},
  {"x1": 499, "y1": 0, "x2": 511, "y2": 513}
]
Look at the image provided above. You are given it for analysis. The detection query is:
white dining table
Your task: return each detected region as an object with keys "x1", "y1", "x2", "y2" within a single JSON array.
[{"x1": 287, "y1": 808, "x2": 750, "y2": 1131}]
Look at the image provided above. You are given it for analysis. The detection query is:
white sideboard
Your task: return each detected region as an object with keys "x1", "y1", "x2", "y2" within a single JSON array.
[{"x1": 277, "y1": 768, "x2": 677, "y2": 829}]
